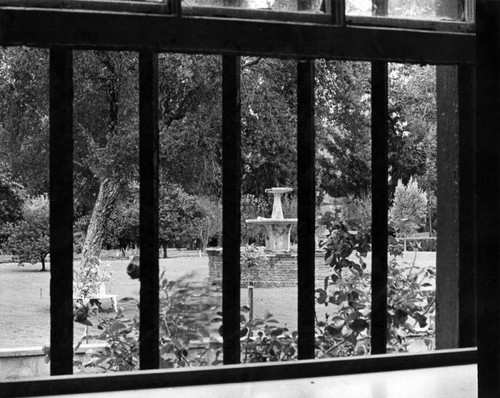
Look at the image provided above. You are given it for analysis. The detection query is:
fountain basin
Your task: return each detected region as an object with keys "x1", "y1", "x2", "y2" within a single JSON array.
[{"x1": 246, "y1": 218, "x2": 297, "y2": 252}]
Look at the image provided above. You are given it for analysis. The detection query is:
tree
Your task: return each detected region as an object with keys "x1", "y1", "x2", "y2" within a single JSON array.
[
  {"x1": 240, "y1": 58, "x2": 298, "y2": 195},
  {"x1": 0, "y1": 171, "x2": 24, "y2": 232},
  {"x1": 0, "y1": 48, "x2": 438, "y2": 266},
  {"x1": 104, "y1": 193, "x2": 139, "y2": 256},
  {"x1": 158, "y1": 184, "x2": 206, "y2": 258},
  {"x1": 73, "y1": 51, "x2": 140, "y2": 268},
  {"x1": 316, "y1": 61, "x2": 436, "y2": 199},
  {"x1": 389, "y1": 177, "x2": 428, "y2": 250},
  {"x1": 388, "y1": 63, "x2": 436, "y2": 195},
  {"x1": 3, "y1": 195, "x2": 50, "y2": 270},
  {"x1": 195, "y1": 196, "x2": 222, "y2": 251},
  {"x1": 0, "y1": 48, "x2": 49, "y2": 196},
  {"x1": 161, "y1": 57, "x2": 299, "y2": 198}
]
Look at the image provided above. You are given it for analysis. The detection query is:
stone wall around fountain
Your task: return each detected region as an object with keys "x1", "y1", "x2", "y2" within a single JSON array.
[{"x1": 207, "y1": 248, "x2": 332, "y2": 288}]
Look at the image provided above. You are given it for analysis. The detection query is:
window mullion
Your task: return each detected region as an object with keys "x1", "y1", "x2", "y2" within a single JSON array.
[
  {"x1": 476, "y1": 1, "x2": 500, "y2": 396},
  {"x1": 297, "y1": 59, "x2": 315, "y2": 360},
  {"x1": 457, "y1": 64, "x2": 476, "y2": 348},
  {"x1": 370, "y1": 60, "x2": 389, "y2": 355},
  {"x1": 139, "y1": 51, "x2": 160, "y2": 370},
  {"x1": 222, "y1": 54, "x2": 241, "y2": 365},
  {"x1": 49, "y1": 48, "x2": 74, "y2": 376}
]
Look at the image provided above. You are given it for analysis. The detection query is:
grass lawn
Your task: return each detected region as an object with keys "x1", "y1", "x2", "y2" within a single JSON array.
[{"x1": 0, "y1": 251, "x2": 436, "y2": 349}]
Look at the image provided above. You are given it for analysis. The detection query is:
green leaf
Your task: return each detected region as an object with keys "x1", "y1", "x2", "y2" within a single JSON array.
[
  {"x1": 264, "y1": 310, "x2": 274, "y2": 320},
  {"x1": 347, "y1": 310, "x2": 361, "y2": 324},
  {"x1": 330, "y1": 316, "x2": 346, "y2": 330},
  {"x1": 413, "y1": 312, "x2": 428, "y2": 328},
  {"x1": 80, "y1": 319, "x2": 93, "y2": 327},
  {"x1": 350, "y1": 318, "x2": 368, "y2": 332},
  {"x1": 270, "y1": 327, "x2": 284, "y2": 337},
  {"x1": 325, "y1": 325, "x2": 342, "y2": 337},
  {"x1": 109, "y1": 322, "x2": 126, "y2": 333}
]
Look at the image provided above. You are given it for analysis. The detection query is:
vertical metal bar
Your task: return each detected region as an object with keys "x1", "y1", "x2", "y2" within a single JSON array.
[
  {"x1": 476, "y1": 2, "x2": 500, "y2": 396},
  {"x1": 170, "y1": 0, "x2": 181, "y2": 17},
  {"x1": 222, "y1": 54, "x2": 241, "y2": 365},
  {"x1": 321, "y1": 0, "x2": 345, "y2": 25},
  {"x1": 297, "y1": 59, "x2": 315, "y2": 360},
  {"x1": 464, "y1": 0, "x2": 475, "y2": 22},
  {"x1": 248, "y1": 282, "x2": 254, "y2": 322},
  {"x1": 371, "y1": 0, "x2": 389, "y2": 356},
  {"x1": 372, "y1": 0, "x2": 388, "y2": 16},
  {"x1": 435, "y1": 65, "x2": 460, "y2": 349},
  {"x1": 435, "y1": 0, "x2": 464, "y2": 351},
  {"x1": 370, "y1": 61, "x2": 388, "y2": 355},
  {"x1": 49, "y1": 48, "x2": 74, "y2": 376},
  {"x1": 139, "y1": 51, "x2": 160, "y2": 370},
  {"x1": 457, "y1": 64, "x2": 476, "y2": 348}
]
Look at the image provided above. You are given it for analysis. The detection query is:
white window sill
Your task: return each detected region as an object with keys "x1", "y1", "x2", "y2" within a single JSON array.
[{"x1": 44, "y1": 364, "x2": 477, "y2": 398}]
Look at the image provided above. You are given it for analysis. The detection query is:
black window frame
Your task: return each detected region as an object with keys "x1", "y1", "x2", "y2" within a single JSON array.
[{"x1": 0, "y1": 0, "x2": 489, "y2": 396}]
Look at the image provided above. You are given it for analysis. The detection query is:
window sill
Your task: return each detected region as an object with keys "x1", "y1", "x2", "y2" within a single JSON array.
[{"x1": 41, "y1": 364, "x2": 477, "y2": 398}]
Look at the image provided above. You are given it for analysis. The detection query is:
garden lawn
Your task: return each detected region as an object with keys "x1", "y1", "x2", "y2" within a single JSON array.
[{"x1": 0, "y1": 251, "x2": 436, "y2": 349}]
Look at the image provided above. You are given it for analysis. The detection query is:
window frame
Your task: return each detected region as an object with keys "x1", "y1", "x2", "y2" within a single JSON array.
[{"x1": 0, "y1": 1, "x2": 480, "y2": 396}]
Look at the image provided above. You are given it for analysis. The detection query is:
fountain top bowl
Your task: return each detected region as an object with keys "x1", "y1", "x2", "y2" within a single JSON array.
[
  {"x1": 246, "y1": 217, "x2": 297, "y2": 225},
  {"x1": 265, "y1": 187, "x2": 293, "y2": 194}
]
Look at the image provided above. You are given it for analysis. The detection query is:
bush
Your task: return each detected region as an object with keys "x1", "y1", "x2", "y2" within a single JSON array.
[
  {"x1": 318, "y1": 215, "x2": 435, "y2": 354},
  {"x1": 73, "y1": 256, "x2": 113, "y2": 299},
  {"x1": 70, "y1": 215, "x2": 436, "y2": 371},
  {"x1": 389, "y1": 177, "x2": 428, "y2": 250},
  {"x1": 2, "y1": 195, "x2": 49, "y2": 270}
]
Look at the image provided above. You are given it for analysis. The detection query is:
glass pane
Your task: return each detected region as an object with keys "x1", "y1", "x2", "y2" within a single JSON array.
[
  {"x1": 240, "y1": 58, "x2": 298, "y2": 362},
  {"x1": 315, "y1": 60, "x2": 372, "y2": 358},
  {"x1": 347, "y1": 0, "x2": 470, "y2": 21},
  {"x1": 72, "y1": 50, "x2": 140, "y2": 374},
  {"x1": 158, "y1": 53, "x2": 222, "y2": 368},
  {"x1": 186, "y1": 0, "x2": 323, "y2": 13},
  {"x1": 388, "y1": 63, "x2": 437, "y2": 353},
  {"x1": 0, "y1": 47, "x2": 51, "y2": 379}
]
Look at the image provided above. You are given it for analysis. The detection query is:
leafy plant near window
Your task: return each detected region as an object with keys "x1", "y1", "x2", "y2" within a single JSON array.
[
  {"x1": 73, "y1": 256, "x2": 113, "y2": 299},
  {"x1": 65, "y1": 211, "x2": 435, "y2": 371},
  {"x1": 315, "y1": 212, "x2": 372, "y2": 357},
  {"x1": 317, "y1": 211, "x2": 435, "y2": 354}
]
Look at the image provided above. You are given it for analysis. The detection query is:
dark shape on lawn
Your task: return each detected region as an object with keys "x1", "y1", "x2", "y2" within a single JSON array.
[{"x1": 127, "y1": 255, "x2": 140, "y2": 279}]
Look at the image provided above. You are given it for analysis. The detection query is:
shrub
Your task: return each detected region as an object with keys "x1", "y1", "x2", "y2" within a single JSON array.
[
  {"x1": 389, "y1": 177, "x2": 428, "y2": 250},
  {"x1": 73, "y1": 256, "x2": 113, "y2": 299},
  {"x1": 318, "y1": 214, "x2": 435, "y2": 354},
  {"x1": 2, "y1": 195, "x2": 49, "y2": 270}
]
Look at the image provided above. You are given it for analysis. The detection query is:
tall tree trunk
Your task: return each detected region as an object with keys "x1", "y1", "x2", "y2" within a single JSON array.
[{"x1": 81, "y1": 178, "x2": 120, "y2": 268}]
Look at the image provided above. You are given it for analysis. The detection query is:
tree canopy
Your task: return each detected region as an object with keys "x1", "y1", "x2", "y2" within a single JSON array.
[{"x1": 0, "y1": 48, "x2": 438, "y2": 259}]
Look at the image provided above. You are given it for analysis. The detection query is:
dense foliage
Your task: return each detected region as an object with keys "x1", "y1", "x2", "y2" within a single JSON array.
[
  {"x1": 389, "y1": 177, "x2": 428, "y2": 250},
  {"x1": 2, "y1": 195, "x2": 50, "y2": 270},
  {"x1": 0, "y1": 48, "x2": 438, "y2": 264}
]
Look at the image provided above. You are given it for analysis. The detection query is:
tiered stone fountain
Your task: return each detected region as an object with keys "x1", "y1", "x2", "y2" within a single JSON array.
[
  {"x1": 245, "y1": 187, "x2": 297, "y2": 252},
  {"x1": 207, "y1": 187, "x2": 330, "y2": 287},
  {"x1": 207, "y1": 187, "x2": 332, "y2": 287}
]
